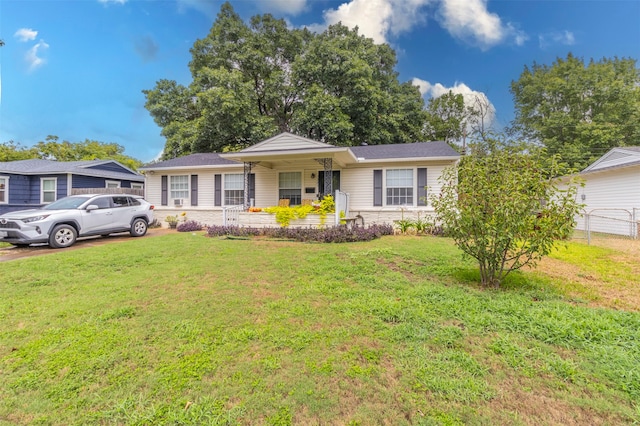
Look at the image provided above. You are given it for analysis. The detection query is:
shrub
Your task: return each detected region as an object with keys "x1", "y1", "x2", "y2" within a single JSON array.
[
  {"x1": 432, "y1": 147, "x2": 583, "y2": 287},
  {"x1": 263, "y1": 195, "x2": 336, "y2": 227},
  {"x1": 177, "y1": 220, "x2": 204, "y2": 232}
]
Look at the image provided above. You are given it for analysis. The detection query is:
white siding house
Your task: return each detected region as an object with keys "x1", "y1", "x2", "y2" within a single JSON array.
[
  {"x1": 140, "y1": 133, "x2": 460, "y2": 227},
  {"x1": 571, "y1": 147, "x2": 640, "y2": 236}
]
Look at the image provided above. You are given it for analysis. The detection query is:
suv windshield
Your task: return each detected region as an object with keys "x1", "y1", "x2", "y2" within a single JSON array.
[{"x1": 42, "y1": 196, "x2": 91, "y2": 210}]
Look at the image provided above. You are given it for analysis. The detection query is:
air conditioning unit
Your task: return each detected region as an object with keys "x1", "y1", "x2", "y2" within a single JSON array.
[{"x1": 174, "y1": 199, "x2": 183, "y2": 206}]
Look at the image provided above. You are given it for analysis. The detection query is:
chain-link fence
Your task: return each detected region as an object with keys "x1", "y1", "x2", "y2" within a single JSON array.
[{"x1": 573, "y1": 208, "x2": 639, "y2": 244}]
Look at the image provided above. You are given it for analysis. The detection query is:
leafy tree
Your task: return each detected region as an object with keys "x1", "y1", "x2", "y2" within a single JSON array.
[
  {"x1": 1, "y1": 136, "x2": 142, "y2": 170},
  {"x1": 510, "y1": 53, "x2": 640, "y2": 170},
  {"x1": 0, "y1": 141, "x2": 37, "y2": 161},
  {"x1": 292, "y1": 23, "x2": 425, "y2": 146},
  {"x1": 424, "y1": 91, "x2": 496, "y2": 152},
  {"x1": 431, "y1": 143, "x2": 583, "y2": 287},
  {"x1": 144, "y1": 2, "x2": 426, "y2": 158},
  {"x1": 424, "y1": 91, "x2": 467, "y2": 146}
]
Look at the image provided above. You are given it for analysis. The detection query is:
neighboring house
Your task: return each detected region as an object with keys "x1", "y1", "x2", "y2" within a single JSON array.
[
  {"x1": 569, "y1": 146, "x2": 640, "y2": 237},
  {"x1": 140, "y1": 132, "x2": 460, "y2": 227},
  {"x1": 0, "y1": 159, "x2": 145, "y2": 214}
]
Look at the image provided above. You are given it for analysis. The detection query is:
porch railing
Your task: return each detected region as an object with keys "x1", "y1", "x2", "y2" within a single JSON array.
[{"x1": 223, "y1": 205, "x2": 244, "y2": 225}]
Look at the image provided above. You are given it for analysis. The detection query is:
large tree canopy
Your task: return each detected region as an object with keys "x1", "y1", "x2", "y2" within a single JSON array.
[
  {"x1": 144, "y1": 2, "x2": 427, "y2": 159},
  {"x1": 510, "y1": 53, "x2": 640, "y2": 170},
  {"x1": 0, "y1": 136, "x2": 142, "y2": 170}
]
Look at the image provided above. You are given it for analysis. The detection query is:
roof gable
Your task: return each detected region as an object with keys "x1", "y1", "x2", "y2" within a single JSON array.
[
  {"x1": 583, "y1": 147, "x2": 640, "y2": 173},
  {"x1": 241, "y1": 132, "x2": 336, "y2": 152}
]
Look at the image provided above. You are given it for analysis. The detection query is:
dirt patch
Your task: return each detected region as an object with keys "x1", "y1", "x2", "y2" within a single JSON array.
[
  {"x1": 0, "y1": 227, "x2": 173, "y2": 262},
  {"x1": 484, "y1": 372, "x2": 627, "y2": 425},
  {"x1": 586, "y1": 237, "x2": 640, "y2": 256},
  {"x1": 534, "y1": 238, "x2": 640, "y2": 312}
]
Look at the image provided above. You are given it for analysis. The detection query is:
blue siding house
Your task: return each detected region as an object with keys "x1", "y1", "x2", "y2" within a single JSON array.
[{"x1": 0, "y1": 159, "x2": 145, "y2": 214}]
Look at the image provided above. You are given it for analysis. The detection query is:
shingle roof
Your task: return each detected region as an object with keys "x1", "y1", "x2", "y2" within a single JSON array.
[
  {"x1": 349, "y1": 141, "x2": 459, "y2": 160},
  {"x1": 142, "y1": 141, "x2": 459, "y2": 169},
  {"x1": 140, "y1": 153, "x2": 237, "y2": 169},
  {"x1": 0, "y1": 159, "x2": 144, "y2": 181}
]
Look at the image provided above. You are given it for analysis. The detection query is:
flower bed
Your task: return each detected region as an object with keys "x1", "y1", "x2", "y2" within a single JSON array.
[{"x1": 206, "y1": 224, "x2": 394, "y2": 243}]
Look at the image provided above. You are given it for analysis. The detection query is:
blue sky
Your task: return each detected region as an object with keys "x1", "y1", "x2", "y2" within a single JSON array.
[{"x1": 1, "y1": 0, "x2": 639, "y2": 162}]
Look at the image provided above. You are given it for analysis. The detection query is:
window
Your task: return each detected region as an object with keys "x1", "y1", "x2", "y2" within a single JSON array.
[
  {"x1": 279, "y1": 172, "x2": 301, "y2": 205},
  {"x1": 224, "y1": 173, "x2": 244, "y2": 205},
  {"x1": 170, "y1": 175, "x2": 189, "y2": 199},
  {"x1": 131, "y1": 183, "x2": 144, "y2": 190},
  {"x1": 112, "y1": 196, "x2": 130, "y2": 207},
  {"x1": 92, "y1": 197, "x2": 112, "y2": 209},
  {"x1": 105, "y1": 180, "x2": 121, "y2": 188},
  {"x1": 386, "y1": 169, "x2": 413, "y2": 205},
  {"x1": 128, "y1": 196, "x2": 141, "y2": 206},
  {"x1": 0, "y1": 177, "x2": 7, "y2": 204},
  {"x1": 41, "y1": 178, "x2": 57, "y2": 203}
]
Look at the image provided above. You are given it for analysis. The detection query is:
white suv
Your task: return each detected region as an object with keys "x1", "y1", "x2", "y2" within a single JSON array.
[{"x1": 0, "y1": 194, "x2": 154, "y2": 248}]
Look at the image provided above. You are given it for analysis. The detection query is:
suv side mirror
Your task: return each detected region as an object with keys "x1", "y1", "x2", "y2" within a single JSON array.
[{"x1": 86, "y1": 205, "x2": 99, "y2": 212}]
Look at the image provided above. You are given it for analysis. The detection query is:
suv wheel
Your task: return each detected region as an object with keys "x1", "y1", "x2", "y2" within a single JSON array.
[
  {"x1": 49, "y1": 224, "x2": 77, "y2": 248},
  {"x1": 130, "y1": 218, "x2": 148, "y2": 237}
]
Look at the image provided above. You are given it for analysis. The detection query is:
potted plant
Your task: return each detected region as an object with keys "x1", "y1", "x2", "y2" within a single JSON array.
[{"x1": 165, "y1": 215, "x2": 179, "y2": 229}]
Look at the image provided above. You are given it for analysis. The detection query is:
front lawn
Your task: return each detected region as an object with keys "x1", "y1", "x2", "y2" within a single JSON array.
[{"x1": 0, "y1": 233, "x2": 638, "y2": 424}]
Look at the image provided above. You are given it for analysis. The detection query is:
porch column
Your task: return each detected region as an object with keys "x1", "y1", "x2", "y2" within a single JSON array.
[
  {"x1": 315, "y1": 158, "x2": 333, "y2": 197},
  {"x1": 243, "y1": 162, "x2": 258, "y2": 209}
]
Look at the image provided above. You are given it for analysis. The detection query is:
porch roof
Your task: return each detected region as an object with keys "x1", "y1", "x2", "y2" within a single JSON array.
[{"x1": 220, "y1": 146, "x2": 358, "y2": 168}]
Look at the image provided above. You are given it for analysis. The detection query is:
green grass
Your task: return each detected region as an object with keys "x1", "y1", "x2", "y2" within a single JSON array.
[{"x1": 1, "y1": 233, "x2": 638, "y2": 425}]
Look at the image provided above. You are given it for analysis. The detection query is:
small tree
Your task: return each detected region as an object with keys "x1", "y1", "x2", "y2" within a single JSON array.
[{"x1": 432, "y1": 148, "x2": 583, "y2": 287}]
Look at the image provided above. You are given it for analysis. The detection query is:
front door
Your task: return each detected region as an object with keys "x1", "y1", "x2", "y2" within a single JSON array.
[{"x1": 317, "y1": 171, "x2": 340, "y2": 198}]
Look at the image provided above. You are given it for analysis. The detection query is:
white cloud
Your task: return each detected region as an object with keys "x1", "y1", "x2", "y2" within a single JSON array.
[
  {"x1": 309, "y1": 0, "x2": 432, "y2": 44},
  {"x1": 14, "y1": 28, "x2": 38, "y2": 42},
  {"x1": 437, "y1": 0, "x2": 525, "y2": 50},
  {"x1": 306, "y1": 0, "x2": 525, "y2": 49},
  {"x1": 25, "y1": 40, "x2": 49, "y2": 72},
  {"x1": 322, "y1": 0, "x2": 393, "y2": 44},
  {"x1": 538, "y1": 30, "x2": 575, "y2": 49},
  {"x1": 98, "y1": 0, "x2": 127, "y2": 4},
  {"x1": 412, "y1": 78, "x2": 496, "y2": 127}
]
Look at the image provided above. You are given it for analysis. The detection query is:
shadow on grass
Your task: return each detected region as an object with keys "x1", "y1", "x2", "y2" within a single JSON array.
[{"x1": 450, "y1": 267, "x2": 565, "y2": 302}]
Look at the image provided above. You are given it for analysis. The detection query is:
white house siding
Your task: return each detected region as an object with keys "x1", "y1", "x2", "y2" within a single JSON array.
[
  {"x1": 144, "y1": 173, "x2": 162, "y2": 206},
  {"x1": 344, "y1": 162, "x2": 451, "y2": 208},
  {"x1": 574, "y1": 166, "x2": 640, "y2": 235}
]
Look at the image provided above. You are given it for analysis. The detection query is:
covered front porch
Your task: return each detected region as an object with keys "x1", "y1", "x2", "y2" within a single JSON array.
[{"x1": 219, "y1": 134, "x2": 358, "y2": 210}]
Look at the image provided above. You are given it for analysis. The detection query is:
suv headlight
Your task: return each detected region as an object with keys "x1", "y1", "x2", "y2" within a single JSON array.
[{"x1": 21, "y1": 215, "x2": 50, "y2": 223}]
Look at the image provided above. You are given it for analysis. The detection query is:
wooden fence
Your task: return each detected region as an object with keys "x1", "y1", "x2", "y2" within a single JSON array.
[{"x1": 70, "y1": 188, "x2": 145, "y2": 196}]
